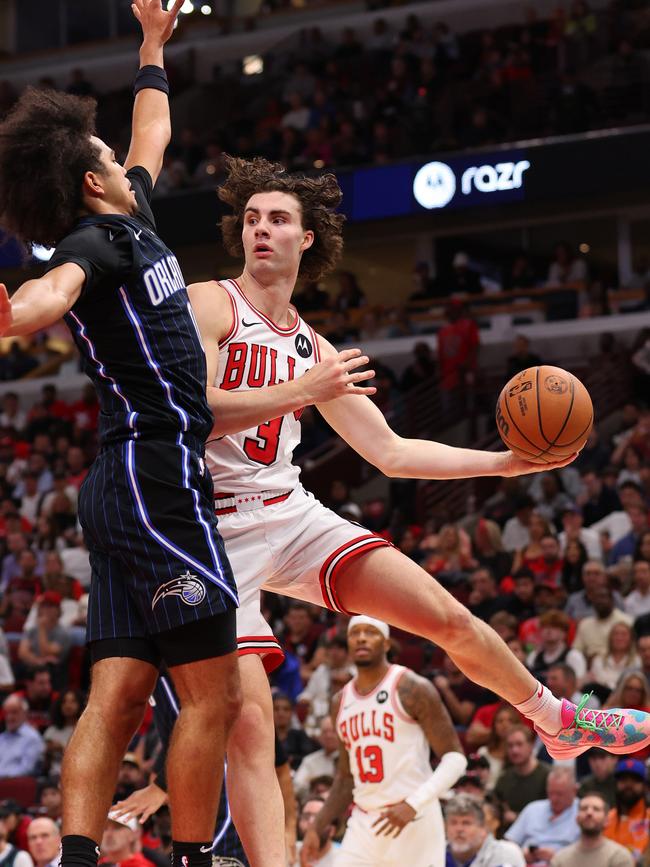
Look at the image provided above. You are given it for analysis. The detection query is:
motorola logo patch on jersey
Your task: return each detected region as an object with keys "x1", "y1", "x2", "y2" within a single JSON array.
[
  {"x1": 295, "y1": 333, "x2": 313, "y2": 358},
  {"x1": 377, "y1": 690, "x2": 388, "y2": 704},
  {"x1": 151, "y1": 570, "x2": 206, "y2": 610}
]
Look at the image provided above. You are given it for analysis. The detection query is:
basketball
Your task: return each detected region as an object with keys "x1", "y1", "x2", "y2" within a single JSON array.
[{"x1": 496, "y1": 365, "x2": 593, "y2": 464}]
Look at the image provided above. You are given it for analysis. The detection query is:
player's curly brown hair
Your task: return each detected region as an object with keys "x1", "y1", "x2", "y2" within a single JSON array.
[
  {"x1": 218, "y1": 155, "x2": 345, "y2": 282},
  {"x1": 0, "y1": 87, "x2": 102, "y2": 247}
]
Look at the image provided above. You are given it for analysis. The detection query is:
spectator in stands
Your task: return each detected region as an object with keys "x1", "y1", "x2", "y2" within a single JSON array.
[
  {"x1": 579, "y1": 470, "x2": 622, "y2": 527},
  {"x1": 604, "y1": 759, "x2": 650, "y2": 863},
  {"x1": 545, "y1": 661, "x2": 594, "y2": 708},
  {"x1": 505, "y1": 570, "x2": 538, "y2": 621},
  {"x1": 16, "y1": 592, "x2": 72, "y2": 689},
  {"x1": 432, "y1": 654, "x2": 491, "y2": 728},
  {"x1": 27, "y1": 817, "x2": 61, "y2": 867},
  {"x1": 476, "y1": 704, "x2": 520, "y2": 788},
  {"x1": 505, "y1": 767, "x2": 580, "y2": 864},
  {"x1": 445, "y1": 252, "x2": 482, "y2": 295},
  {"x1": 608, "y1": 504, "x2": 649, "y2": 565},
  {"x1": 0, "y1": 342, "x2": 38, "y2": 380},
  {"x1": 445, "y1": 793, "x2": 525, "y2": 867},
  {"x1": 297, "y1": 635, "x2": 353, "y2": 735},
  {"x1": 547, "y1": 241, "x2": 588, "y2": 286},
  {"x1": 437, "y1": 300, "x2": 479, "y2": 419},
  {"x1": 331, "y1": 271, "x2": 365, "y2": 313},
  {"x1": 528, "y1": 610, "x2": 586, "y2": 683},
  {"x1": 588, "y1": 622, "x2": 640, "y2": 692},
  {"x1": 511, "y1": 513, "x2": 553, "y2": 573},
  {"x1": 425, "y1": 523, "x2": 477, "y2": 585},
  {"x1": 64, "y1": 446, "x2": 87, "y2": 490},
  {"x1": 503, "y1": 254, "x2": 538, "y2": 292},
  {"x1": 624, "y1": 560, "x2": 650, "y2": 618},
  {"x1": 550, "y1": 792, "x2": 633, "y2": 867},
  {"x1": 573, "y1": 586, "x2": 632, "y2": 662},
  {"x1": 100, "y1": 812, "x2": 155, "y2": 867},
  {"x1": 467, "y1": 567, "x2": 508, "y2": 621},
  {"x1": 0, "y1": 393, "x2": 26, "y2": 435},
  {"x1": 565, "y1": 561, "x2": 624, "y2": 621},
  {"x1": 604, "y1": 672, "x2": 650, "y2": 725},
  {"x1": 399, "y1": 342, "x2": 436, "y2": 392},
  {"x1": 294, "y1": 796, "x2": 337, "y2": 867},
  {"x1": 16, "y1": 666, "x2": 56, "y2": 732},
  {"x1": 561, "y1": 538, "x2": 588, "y2": 593},
  {"x1": 43, "y1": 689, "x2": 84, "y2": 777},
  {"x1": 471, "y1": 519, "x2": 513, "y2": 582},
  {"x1": 502, "y1": 495, "x2": 535, "y2": 553},
  {"x1": 1, "y1": 535, "x2": 35, "y2": 590},
  {"x1": 39, "y1": 472, "x2": 78, "y2": 520},
  {"x1": 532, "y1": 475, "x2": 574, "y2": 527},
  {"x1": 506, "y1": 335, "x2": 542, "y2": 380},
  {"x1": 409, "y1": 261, "x2": 436, "y2": 300},
  {"x1": 0, "y1": 693, "x2": 45, "y2": 777},
  {"x1": 293, "y1": 716, "x2": 338, "y2": 802},
  {"x1": 281, "y1": 602, "x2": 324, "y2": 684},
  {"x1": 559, "y1": 504, "x2": 601, "y2": 560},
  {"x1": 273, "y1": 692, "x2": 317, "y2": 771},
  {"x1": 0, "y1": 806, "x2": 33, "y2": 867},
  {"x1": 69, "y1": 383, "x2": 99, "y2": 433},
  {"x1": 578, "y1": 749, "x2": 618, "y2": 807},
  {"x1": 575, "y1": 428, "x2": 612, "y2": 475},
  {"x1": 494, "y1": 725, "x2": 550, "y2": 820},
  {"x1": 37, "y1": 779, "x2": 62, "y2": 823}
]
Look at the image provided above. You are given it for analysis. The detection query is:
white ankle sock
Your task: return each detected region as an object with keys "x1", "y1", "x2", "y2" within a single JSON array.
[{"x1": 514, "y1": 682, "x2": 565, "y2": 735}]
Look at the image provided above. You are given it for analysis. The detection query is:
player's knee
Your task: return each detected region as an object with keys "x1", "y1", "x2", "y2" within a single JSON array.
[
  {"x1": 229, "y1": 696, "x2": 270, "y2": 752},
  {"x1": 92, "y1": 688, "x2": 150, "y2": 734}
]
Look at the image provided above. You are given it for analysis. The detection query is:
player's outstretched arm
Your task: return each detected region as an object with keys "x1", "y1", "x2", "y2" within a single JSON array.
[
  {"x1": 0, "y1": 264, "x2": 85, "y2": 338},
  {"x1": 125, "y1": 0, "x2": 183, "y2": 184},
  {"x1": 187, "y1": 281, "x2": 376, "y2": 437},
  {"x1": 315, "y1": 335, "x2": 578, "y2": 480}
]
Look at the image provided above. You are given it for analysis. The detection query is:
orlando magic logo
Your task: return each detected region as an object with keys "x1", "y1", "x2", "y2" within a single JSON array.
[
  {"x1": 295, "y1": 333, "x2": 313, "y2": 358},
  {"x1": 152, "y1": 570, "x2": 206, "y2": 610}
]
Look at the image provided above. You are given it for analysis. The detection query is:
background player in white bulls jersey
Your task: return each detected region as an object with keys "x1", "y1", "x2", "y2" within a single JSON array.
[
  {"x1": 187, "y1": 155, "x2": 650, "y2": 866},
  {"x1": 301, "y1": 616, "x2": 466, "y2": 867}
]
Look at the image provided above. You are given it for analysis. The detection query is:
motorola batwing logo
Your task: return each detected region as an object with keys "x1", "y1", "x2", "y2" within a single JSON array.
[
  {"x1": 413, "y1": 161, "x2": 456, "y2": 210},
  {"x1": 295, "y1": 333, "x2": 313, "y2": 358}
]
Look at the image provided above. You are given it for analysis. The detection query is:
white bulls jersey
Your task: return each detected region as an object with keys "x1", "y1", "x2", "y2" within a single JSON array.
[
  {"x1": 336, "y1": 665, "x2": 434, "y2": 811},
  {"x1": 206, "y1": 278, "x2": 320, "y2": 493}
]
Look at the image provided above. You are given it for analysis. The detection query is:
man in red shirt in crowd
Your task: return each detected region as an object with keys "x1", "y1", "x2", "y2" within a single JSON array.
[
  {"x1": 437, "y1": 300, "x2": 479, "y2": 419},
  {"x1": 100, "y1": 813, "x2": 156, "y2": 867}
]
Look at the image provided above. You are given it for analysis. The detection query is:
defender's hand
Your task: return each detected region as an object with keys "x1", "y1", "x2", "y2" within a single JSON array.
[
  {"x1": 299, "y1": 828, "x2": 326, "y2": 866},
  {"x1": 0, "y1": 284, "x2": 13, "y2": 337},
  {"x1": 111, "y1": 782, "x2": 168, "y2": 824},
  {"x1": 132, "y1": 0, "x2": 184, "y2": 44},
  {"x1": 303, "y1": 348, "x2": 376, "y2": 404}
]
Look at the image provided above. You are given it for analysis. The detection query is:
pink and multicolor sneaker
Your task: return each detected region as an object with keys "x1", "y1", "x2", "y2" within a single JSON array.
[{"x1": 535, "y1": 694, "x2": 650, "y2": 760}]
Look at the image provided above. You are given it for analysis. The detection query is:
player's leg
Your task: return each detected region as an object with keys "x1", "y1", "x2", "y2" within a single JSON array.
[
  {"x1": 226, "y1": 654, "x2": 286, "y2": 867},
  {"x1": 336, "y1": 546, "x2": 536, "y2": 704},
  {"x1": 164, "y1": 615, "x2": 242, "y2": 844},
  {"x1": 334, "y1": 547, "x2": 650, "y2": 758},
  {"x1": 61, "y1": 653, "x2": 159, "y2": 846}
]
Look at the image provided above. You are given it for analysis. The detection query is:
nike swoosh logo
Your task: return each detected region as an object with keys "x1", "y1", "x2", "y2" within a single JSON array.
[
  {"x1": 537, "y1": 685, "x2": 544, "y2": 698},
  {"x1": 199, "y1": 845, "x2": 212, "y2": 853},
  {"x1": 241, "y1": 319, "x2": 262, "y2": 327},
  {"x1": 134, "y1": 229, "x2": 142, "y2": 240}
]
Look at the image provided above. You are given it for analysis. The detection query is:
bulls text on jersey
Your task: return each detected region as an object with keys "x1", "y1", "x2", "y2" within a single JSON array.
[{"x1": 339, "y1": 710, "x2": 395, "y2": 750}]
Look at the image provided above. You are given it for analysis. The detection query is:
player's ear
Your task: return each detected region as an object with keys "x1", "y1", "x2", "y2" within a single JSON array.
[
  {"x1": 300, "y1": 230, "x2": 314, "y2": 253},
  {"x1": 82, "y1": 170, "x2": 105, "y2": 200}
]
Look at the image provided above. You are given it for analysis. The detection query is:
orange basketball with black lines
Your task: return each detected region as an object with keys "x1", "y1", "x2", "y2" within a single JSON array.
[{"x1": 496, "y1": 365, "x2": 593, "y2": 464}]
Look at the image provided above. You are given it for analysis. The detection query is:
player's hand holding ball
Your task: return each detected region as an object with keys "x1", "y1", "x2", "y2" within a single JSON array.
[{"x1": 496, "y1": 365, "x2": 593, "y2": 476}]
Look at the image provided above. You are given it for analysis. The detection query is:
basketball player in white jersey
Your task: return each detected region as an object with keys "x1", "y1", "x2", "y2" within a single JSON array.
[
  {"x1": 186, "y1": 155, "x2": 650, "y2": 866},
  {"x1": 301, "y1": 615, "x2": 466, "y2": 867}
]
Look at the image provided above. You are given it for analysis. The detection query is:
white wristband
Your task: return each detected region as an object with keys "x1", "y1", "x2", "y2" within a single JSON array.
[{"x1": 404, "y1": 751, "x2": 467, "y2": 815}]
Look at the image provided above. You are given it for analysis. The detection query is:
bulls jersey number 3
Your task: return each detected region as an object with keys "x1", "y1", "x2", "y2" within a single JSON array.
[{"x1": 206, "y1": 279, "x2": 320, "y2": 492}]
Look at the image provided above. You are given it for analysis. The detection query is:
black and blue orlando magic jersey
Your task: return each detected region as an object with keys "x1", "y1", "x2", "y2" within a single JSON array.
[{"x1": 46, "y1": 166, "x2": 213, "y2": 448}]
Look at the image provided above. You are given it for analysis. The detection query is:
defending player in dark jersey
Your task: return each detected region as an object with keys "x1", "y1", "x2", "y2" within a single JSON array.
[{"x1": 0, "y1": 5, "x2": 240, "y2": 867}]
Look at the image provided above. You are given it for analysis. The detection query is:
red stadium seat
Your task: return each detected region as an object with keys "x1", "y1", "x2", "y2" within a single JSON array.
[{"x1": 0, "y1": 776, "x2": 38, "y2": 808}]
